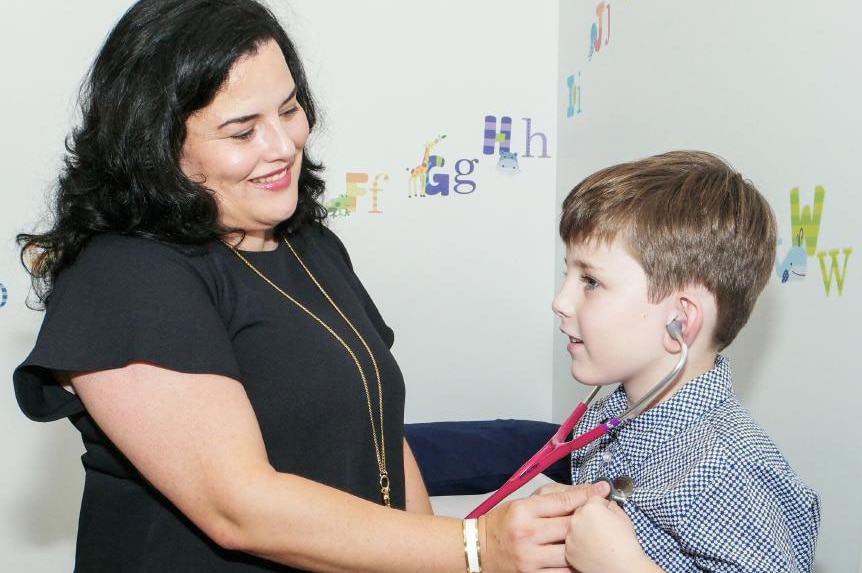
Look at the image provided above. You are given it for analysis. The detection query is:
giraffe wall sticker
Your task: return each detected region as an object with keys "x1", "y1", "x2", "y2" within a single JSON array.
[
  {"x1": 407, "y1": 135, "x2": 447, "y2": 198},
  {"x1": 404, "y1": 133, "x2": 483, "y2": 198}
]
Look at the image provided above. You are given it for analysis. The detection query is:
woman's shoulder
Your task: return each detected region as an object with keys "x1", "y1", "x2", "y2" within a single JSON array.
[
  {"x1": 56, "y1": 234, "x2": 223, "y2": 298},
  {"x1": 296, "y1": 221, "x2": 340, "y2": 245},
  {"x1": 294, "y1": 222, "x2": 353, "y2": 266},
  {"x1": 74, "y1": 234, "x2": 219, "y2": 273},
  {"x1": 82, "y1": 233, "x2": 212, "y2": 259}
]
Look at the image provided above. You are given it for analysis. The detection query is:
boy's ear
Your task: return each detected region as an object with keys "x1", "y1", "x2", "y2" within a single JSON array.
[{"x1": 663, "y1": 294, "x2": 704, "y2": 353}]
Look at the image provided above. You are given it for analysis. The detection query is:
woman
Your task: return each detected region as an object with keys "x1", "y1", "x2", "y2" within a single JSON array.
[{"x1": 14, "y1": 0, "x2": 599, "y2": 571}]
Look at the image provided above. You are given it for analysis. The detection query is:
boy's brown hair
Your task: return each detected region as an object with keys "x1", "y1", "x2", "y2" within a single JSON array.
[{"x1": 560, "y1": 150, "x2": 777, "y2": 350}]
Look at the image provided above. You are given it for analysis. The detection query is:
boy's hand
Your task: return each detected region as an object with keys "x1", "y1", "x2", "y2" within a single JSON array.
[
  {"x1": 565, "y1": 496, "x2": 658, "y2": 573},
  {"x1": 481, "y1": 481, "x2": 609, "y2": 572}
]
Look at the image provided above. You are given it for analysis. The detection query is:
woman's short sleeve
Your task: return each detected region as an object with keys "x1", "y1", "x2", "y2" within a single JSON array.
[
  {"x1": 14, "y1": 235, "x2": 242, "y2": 422},
  {"x1": 320, "y1": 227, "x2": 395, "y2": 348}
]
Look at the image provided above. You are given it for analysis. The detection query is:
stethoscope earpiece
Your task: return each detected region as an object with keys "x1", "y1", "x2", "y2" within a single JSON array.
[{"x1": 666, "y1": 317, "x2": 683, "y2": 339}]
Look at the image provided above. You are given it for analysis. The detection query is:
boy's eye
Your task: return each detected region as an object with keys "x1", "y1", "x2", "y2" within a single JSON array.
[{"x1": 581, "y1": 275, "x2": 600, "y2": 290}]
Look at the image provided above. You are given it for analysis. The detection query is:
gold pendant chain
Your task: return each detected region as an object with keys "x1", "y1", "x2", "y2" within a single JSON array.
[{"x1": 223, "y1": 237, "x2": 390, "y2": 507}]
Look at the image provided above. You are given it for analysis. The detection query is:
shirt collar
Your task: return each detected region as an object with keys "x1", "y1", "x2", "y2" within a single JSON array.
[{"x1": 599, "y1": 355, "x2": 734, "y2": 471}]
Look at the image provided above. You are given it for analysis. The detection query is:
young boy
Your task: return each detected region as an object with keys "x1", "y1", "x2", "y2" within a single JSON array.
[{"x1": 554, "y1": 151, "x2": 820, "y2": 572}]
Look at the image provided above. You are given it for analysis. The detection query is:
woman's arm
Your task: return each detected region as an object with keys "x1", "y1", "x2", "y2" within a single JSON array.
[
  {"x1": 404, "y1": 439, "x2": 434, "y2": 514},
  {"x1": 71, "y1": 362, "x2": 591, "y2": 573}
]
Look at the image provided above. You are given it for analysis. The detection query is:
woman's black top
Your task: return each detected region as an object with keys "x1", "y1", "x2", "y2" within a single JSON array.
[{"x1": 14, "y1": 223, "x2": 406, "y2": 572}]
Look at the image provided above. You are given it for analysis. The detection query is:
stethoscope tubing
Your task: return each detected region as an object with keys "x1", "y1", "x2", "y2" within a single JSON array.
[{"x1": 466, "y1": 337, "x2": 688, "y2": 518}]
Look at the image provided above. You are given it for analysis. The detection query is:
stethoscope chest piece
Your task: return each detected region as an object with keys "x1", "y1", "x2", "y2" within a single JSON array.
[{"x1": 593, "y1": 475, "x2": 634, "y2": 507}]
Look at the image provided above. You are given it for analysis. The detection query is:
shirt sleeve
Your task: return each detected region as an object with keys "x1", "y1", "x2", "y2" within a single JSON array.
[
  {"x1": 13, "y1": 235, "x2": 242, "y2": 422},
  {"x1": 319, "y1": 226, "x2": 395, "y2": 348},
  {"x1": 677, "y1": 459, "x2": 821, "y2": 572}
]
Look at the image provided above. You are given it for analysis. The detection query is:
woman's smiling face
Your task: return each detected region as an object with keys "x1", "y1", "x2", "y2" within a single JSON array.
[{"x1": 180, "y1": 39, "x2": 309, "y2": 246}]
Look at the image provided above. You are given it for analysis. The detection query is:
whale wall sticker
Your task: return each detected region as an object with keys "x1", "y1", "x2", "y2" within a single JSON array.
[{"x1": 776, "y1": 228, "x2": 807, "y2": 283}]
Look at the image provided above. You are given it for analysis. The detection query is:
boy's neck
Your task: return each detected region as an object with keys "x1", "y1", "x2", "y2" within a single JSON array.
[{"x1": 622, "y1": 350, "x2": 719, "y2": 412}]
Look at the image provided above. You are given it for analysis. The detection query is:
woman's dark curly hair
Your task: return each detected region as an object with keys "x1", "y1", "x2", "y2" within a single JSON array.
[{"x1": 17, "y1": 0, "x2": 327, "y2": 306}]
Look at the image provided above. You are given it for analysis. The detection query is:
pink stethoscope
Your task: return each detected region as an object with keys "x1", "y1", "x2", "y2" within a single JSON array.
[{"x1": 466, "y1": 320, "x2": 688, "y2": 518}]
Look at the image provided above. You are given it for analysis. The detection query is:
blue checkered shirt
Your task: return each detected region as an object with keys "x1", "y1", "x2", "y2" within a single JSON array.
[{"x1": 570, "y1": 356, "x2": 820, "y2": 572}]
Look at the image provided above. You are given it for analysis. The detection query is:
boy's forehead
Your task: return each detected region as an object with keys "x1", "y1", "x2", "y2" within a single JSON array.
[
  {"x1": 565, "y1": 235, "x2": 622, "y2": 260},
  {"x1": 565, "y1": 237, "x2": 645, "y2": 272}
]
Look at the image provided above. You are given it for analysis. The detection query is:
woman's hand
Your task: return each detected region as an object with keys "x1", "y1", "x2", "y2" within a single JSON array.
[
  {"x1": 531, "y1": 481, "x2": 603, "y2": 497},
  {"x1": 565, "y1": 496, "x2": 660, "y2": 573},
  {"x1": 480, "y1": 481, "x2": 609, "y2": 573}
]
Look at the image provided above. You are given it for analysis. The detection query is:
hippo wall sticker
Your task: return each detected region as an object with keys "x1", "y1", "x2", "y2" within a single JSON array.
[{"x1": 497, "y1": 150, "x2": 520, "y2": 174}]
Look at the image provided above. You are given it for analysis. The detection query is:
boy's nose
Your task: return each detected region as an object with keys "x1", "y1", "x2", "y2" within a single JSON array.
[{"x1": 551, "y1": 292, "x2": 574, "y2": 318}]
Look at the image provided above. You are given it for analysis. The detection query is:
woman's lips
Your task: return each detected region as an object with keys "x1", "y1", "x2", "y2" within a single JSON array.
[{"x1": 249, "y1": 166, "x2": 291, "y2": 191}]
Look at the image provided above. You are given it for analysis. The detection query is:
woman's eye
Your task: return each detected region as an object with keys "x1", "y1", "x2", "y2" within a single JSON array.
[
  {"x1": 280, "y1": 106, "x2": 299, "y2": 118},
  {"x1": 230, "y1": 129, "x2": 254, "y2": 141}
]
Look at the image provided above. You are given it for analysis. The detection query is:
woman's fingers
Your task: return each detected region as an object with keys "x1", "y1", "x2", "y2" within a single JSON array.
[
  {"x1": 530, "y1": 515, "x2": 571, "y2": 544},
  {"x1": 524, "y1": 481, "x2": 609, "y2": 518},
  {"x1": 482, "y1": 481, "x2": 613, "y2": 572},
  {"x1": 532, "y1": 483, "x2": 572, "y2": 496},
  {"x1": 532, "y1": 481, "x2": 606, "y2": 497}
]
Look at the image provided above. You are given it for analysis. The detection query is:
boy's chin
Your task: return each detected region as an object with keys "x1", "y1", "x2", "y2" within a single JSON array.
[
  {"x1": 575, "y1": 380, "x2": 617, "y2": 389},
  {"x1": 571, "y1": 369, "x2": 617, "y2": 388}
]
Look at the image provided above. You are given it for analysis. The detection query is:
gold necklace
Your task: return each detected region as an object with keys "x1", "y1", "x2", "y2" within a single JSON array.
[{"x1": 223, "y1": 236, "x2": 391, "y2": 507}]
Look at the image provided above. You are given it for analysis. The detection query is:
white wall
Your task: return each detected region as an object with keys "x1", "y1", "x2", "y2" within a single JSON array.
[
  {"x1": 283, "y1": 0, "x2": 560, "y2": 423},
  {"x1": 555, "y1": 2, "x2": 860, "y2": 572}
]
